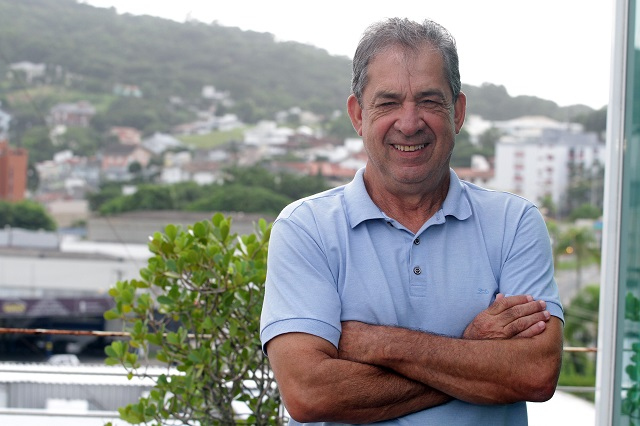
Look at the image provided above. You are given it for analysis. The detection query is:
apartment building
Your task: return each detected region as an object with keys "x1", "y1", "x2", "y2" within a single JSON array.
[
  {"x1": 492, "y1": 119, "x2": 604, "y2": 211},
  {"x1": 0, "y1": 140, "x2": 28, "y2": 202}
]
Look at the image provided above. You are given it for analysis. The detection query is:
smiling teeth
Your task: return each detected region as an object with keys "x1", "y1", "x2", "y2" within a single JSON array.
[{"x1": 394, "y1": 144, "x2": 425, "y2": 152}]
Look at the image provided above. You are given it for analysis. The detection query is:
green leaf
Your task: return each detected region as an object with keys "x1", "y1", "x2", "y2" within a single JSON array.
[
  {"x1": 157, "y1": 295, "x2": 174, "y2": 305},
  {"x1": 220, "y1": 222, "x2": 230, "y2": 241},
  {"x1": 212, "y1": 212, "x2": 224, "y2": 227},
  {"x1": 103, "y1": 310, "x2": 120, "y2": 320},
  {"x1": 165, "y1": 223, "x2": 178, "y2": 240},
  {"x1": 202, "y1": 316, "x2": 214, "y2": 331},
  {"x1": 193, "y1": 221, "x2": 207, "y2": 238},
  {"x1": 104, "y1": 357, "x2": 120, "y2": 366}
]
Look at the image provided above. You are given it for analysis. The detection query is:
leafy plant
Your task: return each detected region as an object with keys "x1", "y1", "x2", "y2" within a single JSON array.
[
  {"x1": 104, "y1": 213, "x2": 284, "y2": 425},
  {"x1": 558, "y1": 285, "x2": 599, "y2": 401},
  {"x1": 622, "y1": 292, "x2": 640, "y2": 424}
]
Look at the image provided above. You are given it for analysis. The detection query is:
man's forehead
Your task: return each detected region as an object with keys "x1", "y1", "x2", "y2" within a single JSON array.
[
  {"x1": 364, "y1": 44, "x2": 450, "y2": 99},
  {"x1": 369, "y1": 42, "x2": 443, "y2": 67}
]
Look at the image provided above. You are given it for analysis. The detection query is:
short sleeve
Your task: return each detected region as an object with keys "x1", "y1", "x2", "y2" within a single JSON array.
[
  {"x1": 260, "y1": 214, "x2": 343, "y2": 352},
  {"x1": 499, "y1": 206, "x2": 564, "y2": 322}
]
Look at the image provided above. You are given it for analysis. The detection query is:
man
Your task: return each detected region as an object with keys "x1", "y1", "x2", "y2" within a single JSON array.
[{"x1": 260, "y1": 18, "x2": 563, "y2": 425}]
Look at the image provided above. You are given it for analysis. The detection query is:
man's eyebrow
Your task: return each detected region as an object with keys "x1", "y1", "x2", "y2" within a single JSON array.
[
  {"x1": 372, "y1": 90, "x2": 403, "y2": 101},
  {"x1": 371, "y1": 89, "x2": 449, "y2": 102},
  {"x1": 415, "y1": 89, "x2": 448, "y2": 100}
]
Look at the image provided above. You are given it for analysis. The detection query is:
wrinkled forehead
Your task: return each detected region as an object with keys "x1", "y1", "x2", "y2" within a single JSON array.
[
  {"x1": 371, "y1": 41, "x2": 442, "y2": 68},
  {"x1": 365, "y1": 43, "x2": 450, "y2": 95}
]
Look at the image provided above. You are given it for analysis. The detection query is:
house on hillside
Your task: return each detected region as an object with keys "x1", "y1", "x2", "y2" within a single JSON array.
[
  {"x1": 100, "y1": 144, "x2": 152, "y2": 181},
  {"x1": 244, "y1": 121, "x2": 293, "y2": 146},
  {"x1": 141, "y1": 132, "x2": 183, "y2": 155},
  {"x1": 48, "y1": 101, "x2": 96, "y2": 128},
  {"x1": 172, "y1": 113, "x2": 242, "y2": 136},
  {"x1": 8, "y1": 61, "x2": 46, "y2": 84},
  {"x1": 160, "y1": 149, "x2": 226, "y2": 186},
  {"x1": 109, "y1": 127, "x2": 142, "y2": 145},
  {"x1": 35, "y1": 151, "x2": 101, "y2": 199},
  {"x1": 453, "y1": 155, "x2": 495, "y2": 187},
  {"x1": 113, "y1": 83, "x2": 143, "y2": 97},
  {"x1": 0, "y1": 107, "x2": 11, "y2": 137}
]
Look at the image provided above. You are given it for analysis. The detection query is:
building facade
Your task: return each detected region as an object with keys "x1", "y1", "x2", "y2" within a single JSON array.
[
  {"x1": 0, "y1": 140, "x2": 28, "y2": 202},
  {"x1": 493, "y1": 124, "x2": 605, "y2": 212},
  {"x1": 596, "y1": 0, "x2": 640, "y2": 423}
]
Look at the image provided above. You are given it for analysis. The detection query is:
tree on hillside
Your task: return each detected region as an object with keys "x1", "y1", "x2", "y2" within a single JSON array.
[
  {"x1": 19, "y1": 126, "x2": 55, "y2": 164},
  {"x1": 0, "y1": 200, "x2": 56, "y2": 230},
  {"x1": 324, "y1": 112, "x2": 358, "y2": 139},
  {"x1": 450, "y1": 129, "x2": 479, "y2": 168},
  {"x1": 186, "y1": 185, "x2": 292, "y2": 214},
  {"x1": 574, "y1": 107, "x2": 607, "y2": 140}
]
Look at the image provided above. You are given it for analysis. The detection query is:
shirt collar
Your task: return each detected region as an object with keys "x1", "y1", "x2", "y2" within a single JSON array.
[
  {"x1": 344, "y1": 167, "x2": 472, "y2": 229},
  {"x1": 344, "y1": 168, "x2": 386, "y2": 228},
  {"x1": 441, "y1": 169, "x2": 472, "y2": 221}
]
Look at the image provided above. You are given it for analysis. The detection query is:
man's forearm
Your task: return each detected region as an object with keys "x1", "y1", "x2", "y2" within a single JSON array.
[
  {"x1": 340, "y1": 318, "x2": 563, "y2": 405},
  {"x1": 267, "y1": 333, "x2": 451, "y2": 423},
  {"x1": 289, "y1": 358, "x2": 451, "y2": 423}
]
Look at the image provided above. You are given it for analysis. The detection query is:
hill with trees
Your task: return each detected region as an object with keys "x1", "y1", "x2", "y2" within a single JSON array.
[{"x1": 0, "y1": 0, "x2": 604, "y2": 131}]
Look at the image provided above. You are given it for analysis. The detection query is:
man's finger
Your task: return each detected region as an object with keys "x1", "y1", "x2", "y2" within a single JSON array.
[
  {"x1": 486, "y1": 294, "x2": 533, "y2": 315},
  {"x1": 514, "y1": 320, "x2": 548, "y2": 338},
  {"x1": 506, "y1": 310, "x2": 550, "y2": 336}
]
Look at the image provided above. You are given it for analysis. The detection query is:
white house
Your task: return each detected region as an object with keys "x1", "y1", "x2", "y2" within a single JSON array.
[
  {"x1": 244, "y1": 121, "x2": 294, "y2": 146},
  {"x1": 0, "y1": 107, "x2": 11, "y2": 136},
  {"x1": 141, "y1": 133, "x2": 183, "y2": 155}
]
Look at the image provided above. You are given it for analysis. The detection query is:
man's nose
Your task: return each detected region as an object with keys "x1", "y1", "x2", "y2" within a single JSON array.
[{"x1": 393, "y1": 104, "x2": 425, "y2": 136}]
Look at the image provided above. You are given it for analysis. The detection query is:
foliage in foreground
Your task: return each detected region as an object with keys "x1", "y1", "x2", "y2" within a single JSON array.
[
  {"x1": 622, "y1": 292, "x2": 640, "y2": 424},
  {"x1": 558, "y1": 285, "x2": 599, "y2": 402},
  {"x1": 104, "y1": 213, "x2": 284, "y2": 425}
]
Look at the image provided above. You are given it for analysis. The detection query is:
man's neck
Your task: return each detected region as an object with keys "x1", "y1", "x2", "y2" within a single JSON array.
[{"x1": 364, "y1": 171, "x2": 450, "y2": 234}]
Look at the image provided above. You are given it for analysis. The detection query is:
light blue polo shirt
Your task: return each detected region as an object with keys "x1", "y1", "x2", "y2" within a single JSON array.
[{"x1": 260, "y1": 167, "x2": 564, "y2": 426}]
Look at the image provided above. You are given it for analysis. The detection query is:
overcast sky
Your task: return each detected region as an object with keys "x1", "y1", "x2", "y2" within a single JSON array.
[{"x1": 83, "y1": 0, "x2": 615, "y2": 109}]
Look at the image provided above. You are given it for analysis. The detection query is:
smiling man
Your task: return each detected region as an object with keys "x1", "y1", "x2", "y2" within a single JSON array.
[{"x1": 260, "y1": 18, "x2": 563, "y2": 425}]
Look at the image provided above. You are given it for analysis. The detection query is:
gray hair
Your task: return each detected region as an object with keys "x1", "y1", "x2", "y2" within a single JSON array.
[{"x1": 351, "y1": 18, "x2": 461, "y2": 105}]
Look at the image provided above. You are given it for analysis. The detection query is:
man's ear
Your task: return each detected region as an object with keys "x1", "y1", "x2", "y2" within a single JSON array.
[
  {"x1": 347, "y1": 94, "x2": 363, "y2": 136},
  {"x1": 454, "y1": 92, "x2": 466, "y2": 134}
]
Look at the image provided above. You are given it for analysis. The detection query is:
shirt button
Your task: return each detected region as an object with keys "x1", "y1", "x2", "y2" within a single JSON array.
[
  {"x1": 413, "y1": 266, "x2": 422, "y2": 275},
  {"x1": 414, "y1": 238, "x2": 420, "y2": 245}
]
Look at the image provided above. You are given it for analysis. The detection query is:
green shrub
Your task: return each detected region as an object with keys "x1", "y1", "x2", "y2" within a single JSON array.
[{"x1": 104, "y1": 213, "x2": 284, "y2": 425}]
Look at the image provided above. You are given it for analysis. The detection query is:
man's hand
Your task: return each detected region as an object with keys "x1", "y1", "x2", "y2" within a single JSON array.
[{"x1": 463, "y1": 294, "x2": 550, "y2": 340}]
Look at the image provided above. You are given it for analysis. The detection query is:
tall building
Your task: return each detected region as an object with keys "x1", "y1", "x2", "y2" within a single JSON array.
[
  {"x1": 596, "y1": 0, "x2": 640, "y2": 423},
  {"x1": 0, "y1": 140, "x2": 28, "y2": 202},
  {"x1": 493, "y1": 120, "x2": 605, "y2": 212}
]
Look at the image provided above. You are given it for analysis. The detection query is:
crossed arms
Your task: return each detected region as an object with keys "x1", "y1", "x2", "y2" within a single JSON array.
[{"x1": 265, "y1": 294, "x2": 563, "y2": 424}]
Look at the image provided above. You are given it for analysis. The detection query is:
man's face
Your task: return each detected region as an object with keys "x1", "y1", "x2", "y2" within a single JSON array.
[{"x1": 348, "y1": 43, "x2": 466, "y2": 194}]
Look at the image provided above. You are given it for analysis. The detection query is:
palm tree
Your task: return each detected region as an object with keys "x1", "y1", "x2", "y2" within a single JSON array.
[{"x1": 554, "y1": 226, "x2": 601, "y2": 290}]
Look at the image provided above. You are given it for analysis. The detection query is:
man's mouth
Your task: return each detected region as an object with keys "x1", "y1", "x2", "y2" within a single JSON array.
[{"x1": 393, "y1": 144, "x2": 425, "y2": 152}]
